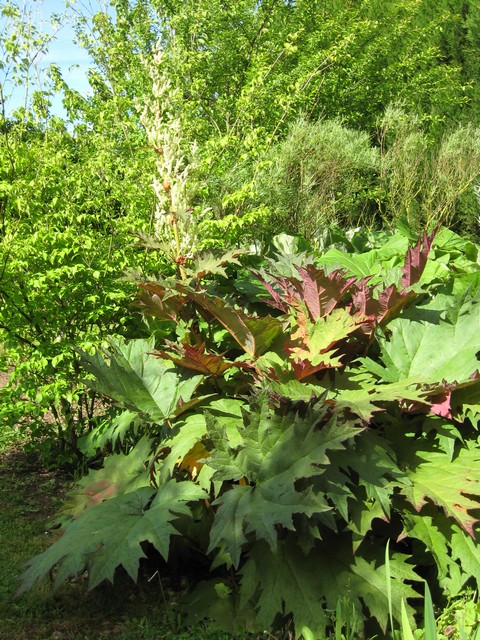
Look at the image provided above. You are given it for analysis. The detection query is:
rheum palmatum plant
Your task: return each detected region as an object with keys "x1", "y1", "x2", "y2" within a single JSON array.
[
  {"x1": 138, "y1": 42, "x2": 198, "y2": 277},
  {"x1": 17, "y1": 227, "x2": 480, "y2": 638}
]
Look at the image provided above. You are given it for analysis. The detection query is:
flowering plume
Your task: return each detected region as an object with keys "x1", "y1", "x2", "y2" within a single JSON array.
[{"x1": 138, "y1": 43, "x2": 198, "y2": 274}]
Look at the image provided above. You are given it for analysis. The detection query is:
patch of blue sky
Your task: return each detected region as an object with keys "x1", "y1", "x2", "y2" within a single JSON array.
[{"x1": 1, "y1": 0, "x2": 114, "y2": 118}]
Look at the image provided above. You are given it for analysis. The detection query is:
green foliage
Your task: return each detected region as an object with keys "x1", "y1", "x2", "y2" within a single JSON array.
[
  {"x1": 256, "y1": 118, "x2": 380, "y2": 238},
  {"x1": 17, "y1": 227, "x2": 480, "y2": 638},
  {"x1": 4, "y1": 0, "x2": 477, "y2": 251},
  {"x1": 254, "y1": 112, "x2": 480, "y2": 240},
  {"x1": 2, "y1": 0, "x2": 480, "y2": 634},
  {"x1": 0, "y1": 8, "x2": 158, "y2": 463}
]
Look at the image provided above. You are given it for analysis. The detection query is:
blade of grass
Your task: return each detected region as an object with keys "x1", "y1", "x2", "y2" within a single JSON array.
[
  {"x1": 424, "y1": 582, "x2": 438, "y2": 640},
  {"x1": 401, "y1": 598, "x2": 416, "y2": 640},
  {"x1": 335, "y1": 598, "x2": 343, "y2": 640},
  {"x1": 301, "y1": 626, "x2": 315, "y2": 640},
  {"x1": 457, "y1": 621, "x2": 468, "y2": 640},
  {"x1": 385, "y1": 539, "x2": 394, "y2": 635}
]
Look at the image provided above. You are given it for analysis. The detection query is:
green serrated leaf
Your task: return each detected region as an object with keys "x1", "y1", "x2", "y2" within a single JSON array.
[
  {"x1": 402, "y1": 444, "x2": 480, "y2": 536},
  {"x1": 373, "y1": 298, "x2": 480, "y2": 384},
  {"x1": 189, "y1": 249, "x2": 242, "y2": 280},
  {"x1": 239, "y1": 537, "x2": 418, "y2": 637},
  {"x1": 207, "y1": 397, "x2": 359, "y2": 567},
  {"x1": 59, "y1": 437, "x2": 152, "y2": 520},
  {"x1": 17, "y1": 486, "x2": 155, "y2": 595},
  {"x1": 17, "y1": 479, "x2": 207, "y2": 596},
  {"x1": 239, "y1": 539, "x2": 330, "y2": 636},
  {"x1": 402, "y1": 511, "x2": 451, "y2": 581},
  {"x1": 79, "y1": 337, "x2": 203, "y2": 421},
  {"x1": 333, "y1": 377, "x2": 427, "y2": 422},
  {"x1": 209, "y1": 483, "x2": 329, "y2": 567}
]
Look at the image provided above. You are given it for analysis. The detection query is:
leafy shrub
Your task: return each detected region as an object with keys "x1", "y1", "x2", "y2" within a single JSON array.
[
  {"x1": 0, "y1": 113, "x2": 156, "y2": 465},
  {"x1": 252, "y1": 111, "x2": 480, "y2": 241},
  {"x1": 257, "y1": 118, "x2": 380, "y2": 238},
  {"x1": 17, "y1": 227, "x2": 480, "y2": 637}
]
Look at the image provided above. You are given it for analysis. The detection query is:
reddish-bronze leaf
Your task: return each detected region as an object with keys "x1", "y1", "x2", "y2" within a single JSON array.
[
  {"x1": 294, "y1": 265, "x2": 357, "y2": 319},
  {"x1": 400, "y1": 227, "x2": 438, "y2": 290},
  {"x1": 137, "y1": 282, "x2": 187, "y2": 322},
  {"x1": 253, "y1": 264, "x2": 356, "y2": 320},
  {"x1": 156, "y1": 342, "x2": 250, "y2": 377},
  {"x1": 352, "y1": 280, "x2": 416, "y2": 328},
  {"x1": 175, "y1": 285, "x2": 283, "y2": 357}
]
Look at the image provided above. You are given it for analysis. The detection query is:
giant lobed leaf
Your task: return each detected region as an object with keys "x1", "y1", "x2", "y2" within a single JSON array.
[
  {"x1": 332, "y1": 376, "x2": 427, "y2": 423},
  {"x1": 369, "y1": 298, "x2": 480, "y2": 385},
  {"x1": 401, "y1": 444, "x2": 480, "y2": 537},
  {"x1": 239, "y1": 537, "x2": 418, "y2": 637},
  {"x1": 176, "y1": 285, "x2": 283, "y2": 357},
  {"x1": 449, "y1": 523, "x2": 480, "y2": 593},
  {"x1": 78, "y1": 409, "x2": 139, "y2": 454},
  {"x1": 207, "y1": 400, "x2": 360, "y2": 566},
  {"x1": 208, "y1": 484, "x2": 329, "y2": 568},
  {"x1": 157, "y1": 398, "x2": 246, "y2": 484},
  {"x1": 79, "y1": 337, "x2": 203, "y2": 421},
  {"x1": 317, "y1": 248, "x2": 381, "y2": 280},
  {"x1": 17, "y1": 480, "x2": 207, "y2": 596},
  {"x1": 403, "y1": 508, "x2": 480, "y2": 595},
  {"x1": 59, "y1": 437, "x2": 152, "y2": 520},
  {"x1": 327, "y1": 430, "x2": 405, "y2": 518}
]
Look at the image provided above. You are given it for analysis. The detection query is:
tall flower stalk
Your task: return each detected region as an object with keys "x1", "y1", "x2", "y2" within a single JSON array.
[{"x1": 138, "y1": 43, "x2": 197, "y2": 279}]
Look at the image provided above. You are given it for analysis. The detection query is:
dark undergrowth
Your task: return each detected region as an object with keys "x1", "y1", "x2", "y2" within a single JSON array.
[{"x1": 0, "y1": 428, "x2": 250, "y2": 640}]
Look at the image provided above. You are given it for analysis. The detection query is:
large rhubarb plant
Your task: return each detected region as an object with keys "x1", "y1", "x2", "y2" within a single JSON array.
[{"x1": 18, "y1": 226, "x2": 480, "y2": 637}]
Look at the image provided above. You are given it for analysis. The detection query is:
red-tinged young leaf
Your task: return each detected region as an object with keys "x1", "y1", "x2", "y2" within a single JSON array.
[
  {"x1": 176, "y1": 285, "x2": 283, "y2": 357},
  {"x1": 290, "y1": 359, "x2": 335, "y2": 381},
  {"x1": 376, "y1": 285, "x2": 417, "y2": 325},
  {"x1": 294, "y1": 265, "x2": 357, "y2": 319},
  {"x1": 428, "y1": 391, "x2": 453, "y2": 419},
  {"x1": 253, "y1": 265, "x2": 356, "y2": 320},
  {"x1": 251, "y1": 271, "x2": 294, "y2": 313},
  {"x1": 351, "y1": 280, "x2": 416, "y2": 328},
  {"x1": 156, "y1": 342, "x2": 251, "y2": 377},
  {"x1": 137, "y1": 282, "x2": 187, "y2": 322},
  {"x1": 350, "y1": 277, "x2": 376, "y2": 316},
  {"x1": 400, "y1": 227, "x2": 437, "y2": 290},
  {"x1": 286, "y1": 308, "x2": 361, "y2": 380}
]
